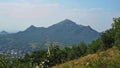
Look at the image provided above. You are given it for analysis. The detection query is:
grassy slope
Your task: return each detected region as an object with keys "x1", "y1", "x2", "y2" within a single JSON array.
[{"x1": 52, "y1": 46, "x2": 120, "y2": 68}]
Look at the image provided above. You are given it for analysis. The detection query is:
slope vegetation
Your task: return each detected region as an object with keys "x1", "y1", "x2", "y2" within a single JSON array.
[{"x1": 53, "y1": 46, "x2": 120, "y2": 68}]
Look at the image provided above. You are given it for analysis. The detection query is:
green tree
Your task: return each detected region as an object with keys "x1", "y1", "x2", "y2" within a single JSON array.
[
  {"x1": 86, "y1": 38, "x2": 103, "y2": 54},
  {"x1": 112, "y1": 17, "x2": 120, "y2": 48},
  {"x1": 31, "y1": 50, "x2": 47, "y2": 65},
  {"x1": 48, "y1": 45, "x2": 61, "y2": 66},
  {"x1": 78, "y1": 42, "x2": 87, "y2": 55},
  {"x1": 101, "y1": 29, "x2": 115, "y2": 49},
  {"x1": 0, "y1": 54, "x2": 10, "y2": 68}
]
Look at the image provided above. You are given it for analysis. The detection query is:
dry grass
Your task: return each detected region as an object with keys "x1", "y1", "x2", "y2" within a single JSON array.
[{"x1": 52, "y1": 46, "x2": 120, "y2": 68}]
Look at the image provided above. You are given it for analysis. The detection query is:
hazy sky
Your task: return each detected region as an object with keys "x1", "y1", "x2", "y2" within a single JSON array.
[{"x1": 0, "y1": 0, "x2": 120, "y2": 32}]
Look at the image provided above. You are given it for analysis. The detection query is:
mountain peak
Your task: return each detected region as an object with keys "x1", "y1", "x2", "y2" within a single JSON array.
[
  {"x1": 25, "y1": 25, "x2": 37, "y2": 32},
  {"x1": 48, "y1": 19, "x2": 78, "y2": 29},
  {"x1": 63, "y1": 19, "x2": 73, "y2": 22},
  {"x1": 29, "y1": 25, "x2": 36, "y2": 28},
  {"x1": 59, "y1": 19, "x2": 76, "y2": 25},
  {"x1": 0, "y1": 30, "x2": 8, "y2": 35}
]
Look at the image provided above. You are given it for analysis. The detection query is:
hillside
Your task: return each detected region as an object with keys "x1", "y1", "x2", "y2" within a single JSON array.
[
  {"x1": 0, "y1": 19, "x2": 100, "y2": 51},
  {"x1": 17, "y1": 19, "x2": 99, "y2": 45},
  {"x1": 53, "y1": 46, "x2": 120, "y2": 68}
]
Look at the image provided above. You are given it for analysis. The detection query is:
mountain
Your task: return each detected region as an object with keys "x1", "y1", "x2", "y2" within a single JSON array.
[
  {"x1": 0, "y1": 19, "x2": 100, "y2": 52},
  {"x1": 46, "y1": 19, "x2": 100, "y2": 45},
  {"x1": 0, "y1": 31, "x2": 8, "y2": 35}
]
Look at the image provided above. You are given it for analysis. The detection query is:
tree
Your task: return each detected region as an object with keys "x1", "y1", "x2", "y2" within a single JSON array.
[
  {"x1": 47, "y1": 44, "x2": 61, "y2": 66},
  {"x1": 112, "y1": 17, "x2": 120, "y2": 48},
  {"x1": 86, "y1": 38, "x2": 103, "y2": 54},
  {"x1": 101, "y1": 29, "x2": 115, "y2": 49},
  {"x1": 78, "y1": 42, "x2": 87, "y2": 55},
  {"x1": 0, "y1": 54, "x2": 9, "y2": 68},
  {"x1": 31, "y1": 50, "x2": 47, "y2": 65}
]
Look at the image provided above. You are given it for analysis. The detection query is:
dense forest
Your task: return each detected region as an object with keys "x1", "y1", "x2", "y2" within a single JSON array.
[{"x1": 0, "y1": 17, "x2": 120, "y2": 68}]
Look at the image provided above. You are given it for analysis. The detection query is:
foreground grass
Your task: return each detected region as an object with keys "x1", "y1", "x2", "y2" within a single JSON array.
[{"x1": 52, "y1": 46, "x2": 120, "y2": 68}]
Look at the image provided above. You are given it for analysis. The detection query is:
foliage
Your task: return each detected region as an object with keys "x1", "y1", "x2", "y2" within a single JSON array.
[
  {"x1": 113, "y1": 17, "x2": 120, "y2": 48},
  {"x1": 101, "y1": 29, "x2": 115, "y2": 49}
]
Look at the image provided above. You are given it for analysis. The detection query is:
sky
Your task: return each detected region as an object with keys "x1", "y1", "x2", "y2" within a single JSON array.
[{"x1": 0, "y1": 0, "x2": 120, "y2": 32}]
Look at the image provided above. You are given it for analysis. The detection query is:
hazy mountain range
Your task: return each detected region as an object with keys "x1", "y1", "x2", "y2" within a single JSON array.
[
  {"x1": 0, "y1": 19, "x2": 100, "y2": 51},
  {"x1": 0, "y1": 31, "x2": 8, "y2": 35}
]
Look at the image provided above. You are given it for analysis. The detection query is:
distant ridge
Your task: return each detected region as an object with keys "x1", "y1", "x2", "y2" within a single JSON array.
[
  {"x1": 0, "y1": 19, "x2": 100, "y2": 51},
  {"x1": 0, "y1": 31, "x2": 8, "y2": 35}
]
